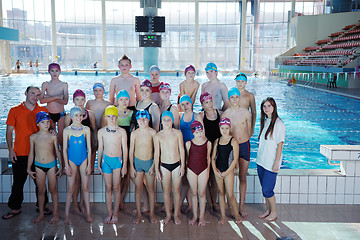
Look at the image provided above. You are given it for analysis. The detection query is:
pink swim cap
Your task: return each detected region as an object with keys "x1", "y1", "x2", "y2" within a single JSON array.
[
  {"x1": 140, "y1": 79, "x2": 152, "y2": 89},
  {"x1": 48, "y1": 63, "x2": 61, "y2": 73},
  {"x1": 219, "y1": 117, "x2": 231, "y2": 127},
  {"x1": 159, "y1": 82, "x2": 171, "y2": 92},
  {"x1": 200, "y1": 92, "x2": 212, "y2": 103},
  {"x1": 190, "y1": 121, "x2": 203, "y2": 133},
  {"x1": 73, "y1": 89, "x2": 86, "y2": 99},
  {"x1": 184, "y1": 65, "x2": 196, "y2": 76}
]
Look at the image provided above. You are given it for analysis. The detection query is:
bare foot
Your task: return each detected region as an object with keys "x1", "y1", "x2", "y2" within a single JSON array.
[
  {"x1": 264, "y1": 213, "x2": 277, "y2": 222},
  {"x1": 184, "y1": 205, "x2": 192, "y2": 214},
  {"x1": 132, "y1": 215, "x2": 142, "y2": 224},
  {"x1": 150, "y1": 213, "x2": 158, "y2": 224},
  {"x1": 162, "y1": 215, "x2": 171, "y2": 225},
  {"x1": 104, "y1": 216, "x2": 112, "y2": 224},
  {"x1": 32, "y1": 214, "x2": 44, "y2": 223},
  {"x1": 198, "y1": 217, "x2": 206, "y2": 227},
  {"x1": 119, "y1": 202, "x2": 126, "y2": 210},
  {"x1": 132, "y1": 207, "x2": 150, "y2": 214},
  {"x1": 174, "y1": 215, "x2": 182, "y2": 225},
  {"x1": 110, "y1": 215, "x2": 118, "y2": 224},
  {"x1": 188, "y1": 216, "x2": 197, "y2": 225},
  {"x1": 64, "y1": 218, "x2": 71, "y2": 225},
  {"x1": 239, "y1": 208, "x2": 248, "y2": 218},
  {"x1": 258, "y1": 210, "x2": 270, "y2": 219},
  {"x1": 218, "y1": 216, "x2": 225, "y2": 225},
  {"x1": 87, "y1": 215, "x2": 93, "y2": 223},
  {"x1": 71, "y1": 207, "x2": 81, "y2": 214},
  {"x1": 50, "y1": 215, "x2": 59, "y2": 224}
]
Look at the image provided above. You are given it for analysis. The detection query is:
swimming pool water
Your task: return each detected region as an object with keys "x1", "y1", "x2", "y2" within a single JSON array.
[{"x1": 1, "y1": 73, "x2": 359, "y2": 169}]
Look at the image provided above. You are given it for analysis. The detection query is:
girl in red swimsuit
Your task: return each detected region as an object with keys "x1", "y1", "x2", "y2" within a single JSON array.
[{"x1": 185, "y1": 121, "x2": 212, "y2": 226}]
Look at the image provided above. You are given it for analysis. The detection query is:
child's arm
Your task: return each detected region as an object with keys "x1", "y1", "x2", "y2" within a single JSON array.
[
  {"x1": 171, "y1": 106, "x2": 180, "y2": 130},
  {"x1": 177, "y1": 131, "x2": 185, "y2": 177},
  {"x1": 135, "y1": 78, "x2": 141, "y2": 101},
  {"x1": 100, "y1": 113, "x2": 106, "y2": 128},
  {"x1": 222, "y1": 138, "x2": 239, "y2": 177},
  {"x1": 89, "y1": 110, "x2": 98, "y2": 133},
  {"x1": 189, "y1": 82, "x2": 200, "y2": 105},
  {"x1": 63, "y1": 129, "x2": 72, "y2": 176},
  {"x1": 129, "y1": 132, "x2": 136, "y2": 178},
  {"x1": 53, "y1": 135, "x2": 63, "y2": 177},
  {"x1": 246, "y1": 112, "x2": 252, "y2": 137},
  {"x1": 121, "y1": 129, "x2": 128, "y2": 177},
  {"x1": 154, "y1": 134, "x2": 161, "y2": 181},
  {"x1": 273, "y1": 142, "x2": 284, "y2": 173},
  {"x1": 185, "y1": 141, "x2": 191, "y2": 166},
  {"x1": 220, "y1": 84, "x2": 229, "y2": 111},
  {"x1": 211, "y1": 139, "x2": 222, "y2": 179},
  {"x1": 109, "y1": 78, "x2": 116, "y2": 105},
  {"x1": 150, "y1": 104, "x2": 161, "y2": 132},
  {"x1": 97, "y1": 129, "x2": 104, "y2": 175},
  {"x1": 85, "y1": 127, "x2": 92, "y2": 175},
  {"x1": 54, "y1": 83, "x2": 69, "y2": 105},
  {"x1": 39, "y1": 82, "x2": 62, "y2": 104},
  {"x1": 179, "y1": 82, "x2": 185, "y2": 96},
  {"x1": 64, "y1": 114, "x2": 71, "y2": 128},
  {"x1": 206, "y1": 141, "x2": 212, "y2": 169},
  {"x1": 249, "y1": 94, "x2": 256, "y2": 136},
  {"x1": 27, "y1": 135, "x2": 36, "y2": 179}
]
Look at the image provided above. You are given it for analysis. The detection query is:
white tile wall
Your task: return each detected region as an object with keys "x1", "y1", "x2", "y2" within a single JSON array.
[
  {"x1": 309, "y1": 176, "x2": 317, "y2": 194},
  {"x1": 281, "y1": 176, "x2": 290, "y2": 194},
  {"x1": 326, "y1": 194, "x2": 336, "y2": 204},
  {"x1": 299, "y1": 176, "x2": 308, "y2": 194},
  {"x1": 317, "y1": 194, "x2": 326, "y2": 204},
  {"x1": 335, "y1": 194, "x2": 345, "y2": 204},
  {"x1": 345, "y1": 162, "x2": 355, "y2": 176},
  {"x1": 335, "y1": 177, "x2": 345, "y2": 194},
  {"x1": 318, "y1": 177, "x2": 327, "y2": 194},
  {"x1": 299, "y1": 194, "x2": 308, "y2": 204},
  {"x1": 290, "y1": 176, "x2": 299, "y2": 194},
  {"x1": 355, "y1": 161, "x2": 360, "y2": 176},
  {"x1": 308, "y1": 194, "x2": 317, "y2": 204},
  {"x1": 326, "y1": 177, "x2": 336, "y2": 194},
  {"x1": 345, "y1": 177, "x2": 355, "y2": 194},
  {"x1": 344, "y1": 195, "x2": 354, "y2": 204}
]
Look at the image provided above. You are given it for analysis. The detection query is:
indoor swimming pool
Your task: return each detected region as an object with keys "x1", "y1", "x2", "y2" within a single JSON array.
[{"x1": 1, "y1": 72, "x2": 359, "y2": 169}]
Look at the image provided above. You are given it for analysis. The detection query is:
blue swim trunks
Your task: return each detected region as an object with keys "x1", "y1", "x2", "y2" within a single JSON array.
[
  {"x1": 35, "y1": 160, "x2": 56, "y2": 173},
  {"x1": 102, "y1": 155, "x2": 123, "y2": 174},
  {"x1": 239, "y1": 140, "x2": 250, "y2": 162},
  {"x1": 134, "y1": 157, "x2": 153, "y2": 173}
]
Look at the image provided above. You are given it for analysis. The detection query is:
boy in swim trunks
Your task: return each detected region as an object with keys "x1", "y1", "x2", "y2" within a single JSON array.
[
  {"x1": 27, "y1": 111, "x2": 63, "y2": 224},
  {"x1": 178, "y1": 65, "x2": 200, "y2": 111},
  {"x1": 185, "y1": 121, "x2": 212, "y2": 226},
  {"x1": 129, "y1": 110, "x2": 158, "y2": 224},
  {"x1": 86, "y1": 83, "x2": 110, "y2": 171},
  {"x1": 98, "y1": 105, "x2": 128, "y2": 224},
  {"x1": 63, "y1": 107, "x2": 93, "y2": 224},
  {"x1": 201, "y1": 63, "x2": 229, "y2": 111},
  {"x1": 40, "y1": 63, "x2": 69, "y2": 141},
  {"x1": 154, "y1": 111, "x2": 185, "y2": 225},
  {"x1": 109, "y1": 55, "x2": 141, "y2": 107},
  {"x1": 235, "y1": 73, "x2": 256, "y2": 136},
  {"x1": 221, "y1": 87, "x2": 251, "y2": 218}
]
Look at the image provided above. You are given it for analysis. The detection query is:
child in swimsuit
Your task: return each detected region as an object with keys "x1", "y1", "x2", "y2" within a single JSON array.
[
  {"x1": 185, "y1": 121, "x2": 212, "y2": 226},
  {"x1": 129, "y1": 110, "x2": 158, "y2": 224},
  {"x1": 98, "y1": 105, "x2": 128, "y2": 224},
  {"x1": 154, "y1": 111, "x2": 185, "y2": 225},
  {"x1": 63, "y1": 107, "x2": 93, "y2": 224},
  {"x1": 211, "y1": 117, "x2": 242, "y2": 225},
  {"x1": 159, "y1": 83, "x2": 180, "y2": 129},
  {"x1": 149, "y1": 65, "x2": 163, "y2": 105},
  {"x1": 178, "y1": 65, "x2": 200, "y2": 112},
  {"x1": 27, "y1": 111, "x2": 63, "y2": 224}
]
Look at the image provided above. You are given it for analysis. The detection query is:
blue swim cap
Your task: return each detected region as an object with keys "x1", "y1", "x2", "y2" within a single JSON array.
[
  {"x1": 179, "y1": 94, "x2": 192, "y2": 105},
  {"x1": 93, "y1": 82, "x2": 105, "y2": 91},
  {"x1": 205, "y1": 62, "x2": 218, "y2": 72},
  {"x1": 117, "y1": 90, "x2": 130, "y2": 100},
  {"x1": 235, "y1": 72, "x2": 247, "y2": 82},
  {"x1": 36, "y1": 111, "x2": 50, "y2": 124},
  {"x1": 161, "y1": 111, "x2": 174, "y2": 123},
  {"x1": 228, "y1": 87, "x2": 240, "y2": 99},
  {"x1": 136, "y1": 109, "x2": 151, "y2": 121},
  {"x1": 70, "y1": 107, "x2": 82, "y2": 119},
  {"x1": 149, "y1": 65, "x2": 160, "y2": 73}
]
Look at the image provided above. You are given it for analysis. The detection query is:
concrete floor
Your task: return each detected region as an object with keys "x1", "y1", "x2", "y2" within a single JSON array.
[{"x1": 0, "y1": 203, "x2": 359, "y2": 240}]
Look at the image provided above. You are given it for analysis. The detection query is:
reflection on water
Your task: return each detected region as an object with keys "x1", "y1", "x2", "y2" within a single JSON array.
[{"x1": 1, "y1": 73, "x2": 359, "y2": 169}]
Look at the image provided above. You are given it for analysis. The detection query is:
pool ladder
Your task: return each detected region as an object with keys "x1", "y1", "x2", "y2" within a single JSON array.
[{"x1": 304, "y1": 77, "x2": 317, "y2": 87}]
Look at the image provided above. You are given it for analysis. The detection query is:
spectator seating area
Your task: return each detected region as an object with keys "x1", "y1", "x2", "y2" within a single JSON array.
[{"x1": 283, "y1": 21, "x2": 360, "y2": 67}]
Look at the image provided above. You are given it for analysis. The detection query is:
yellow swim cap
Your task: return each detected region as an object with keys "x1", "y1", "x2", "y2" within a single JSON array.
[{"x1": 105, "y1": 105, "x2": 118, "y2": 117}]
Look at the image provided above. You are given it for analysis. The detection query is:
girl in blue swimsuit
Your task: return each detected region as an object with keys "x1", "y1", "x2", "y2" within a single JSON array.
[{"x1": 63, "y1": 107, "x2": 93, "y2": 224}]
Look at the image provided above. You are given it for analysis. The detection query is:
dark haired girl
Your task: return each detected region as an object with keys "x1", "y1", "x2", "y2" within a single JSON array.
[{"x1": 257, "y1": 97, "x2": 285, "y2": 221}]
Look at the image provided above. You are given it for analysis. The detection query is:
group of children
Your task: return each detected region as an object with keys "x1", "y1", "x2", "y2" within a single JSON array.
[{"x1": 25, "y1": 55, "x2": 285, "y2": 227}]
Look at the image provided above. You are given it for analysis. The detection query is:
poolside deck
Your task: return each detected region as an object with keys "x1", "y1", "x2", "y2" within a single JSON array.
[{"x1": 0, "y1": 202, "x2": 359, "y2": 240}]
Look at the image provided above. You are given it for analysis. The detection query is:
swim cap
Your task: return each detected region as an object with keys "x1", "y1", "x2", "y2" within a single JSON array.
[
  {"x1": 48, "y1": 63, "x2": 61, "y2": 73},
  {"x1": 179, "y1": 94, "x2": 192, "y2": 105},
  {"x1": 161, "y1": 111, "x2": 174, "y2": 123},
  {"x1": 93, "y1": 82, "x2": 105, "y2": 91},
  {"x1": 36, "y1": 111, "x2": 50, "y2": 124},
  {"x1": 200, "y1": 92, "x2": 212, "y2": 103},
  {"x1": 219, "y1": 117, "x2": 231, "y2": 128},
  {"x1": 190, "y1": 121, "x2": 203, "y2": 133},
  {"x1": 205, "y1": 62, "x2": 218, "y2": 72},
  {"x1": 70, "y1": 107, "x2": 82, "y2": 119},
  {"x1": 184, "y1": 65, "x2": 196, "y2": 76},
  {"x1": 228, "y1": 87, "x2": 240, "y2": 99},
  {"x1": 117, "y1": 89, "x2": 130, "y2": 100},
  {"x1": 149, "y1": 65, "x2": 160, "y2": 73},
  {"x1": 140, "y1": 79, "x2": 152, "y2": 89},
  {"x1": 235, "y1": 72, "x2": 247, "y2": 82},
  {"x1": 159, "y1": 83, "x2": 171, "y2": 92},
  {"x1": 73, "y1": 89, "x2": 86, "y2": 100},
  {"x1": 136, "y1": 109, "x2": 151, "y2": 121},
  {"x1": 105, "y1": 105, "x2": 118, "y2": 117}
]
